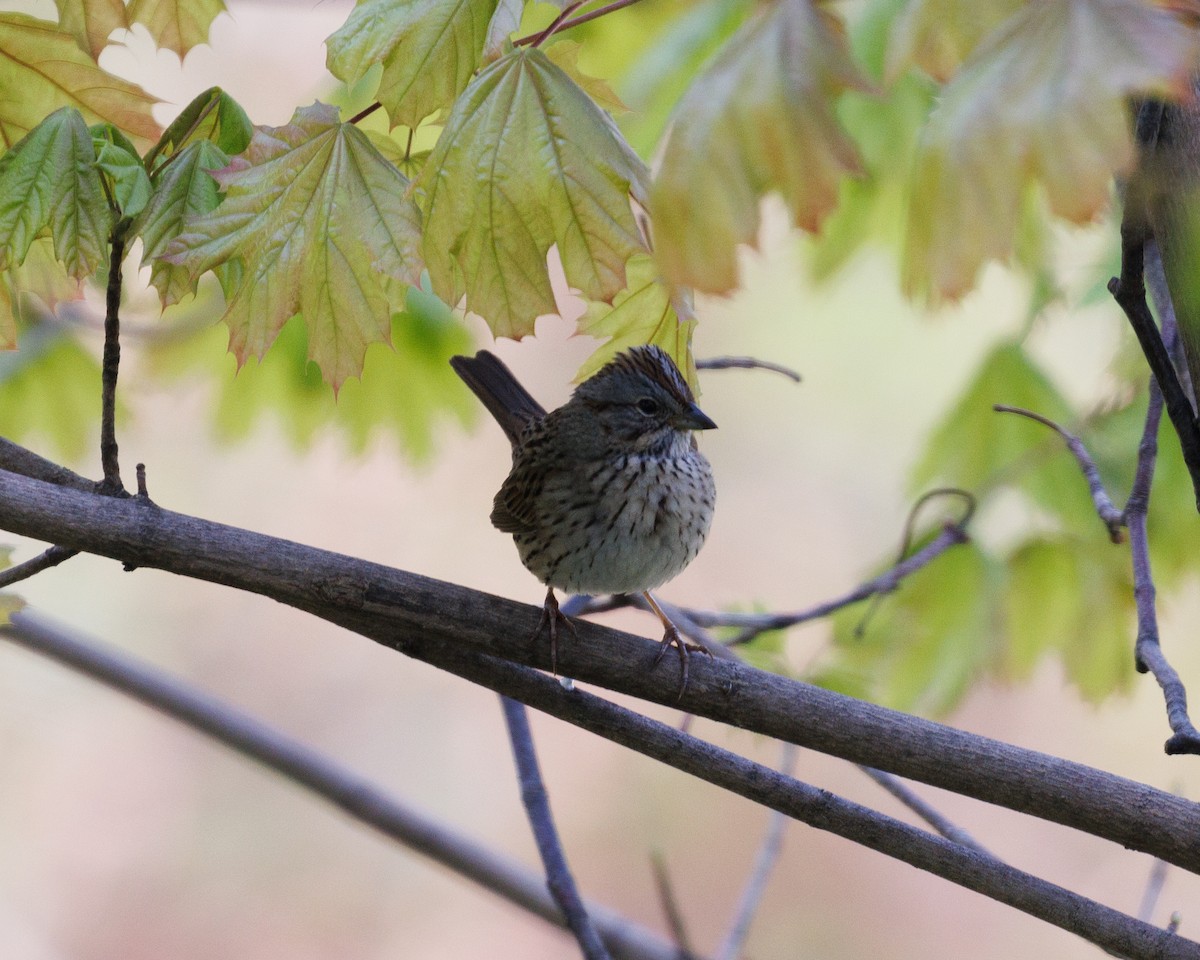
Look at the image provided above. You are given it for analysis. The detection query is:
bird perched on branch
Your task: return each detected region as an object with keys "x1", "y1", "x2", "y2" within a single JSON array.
[{"x1": 450, "y1": 345, "x2": 717, "y2": 695}]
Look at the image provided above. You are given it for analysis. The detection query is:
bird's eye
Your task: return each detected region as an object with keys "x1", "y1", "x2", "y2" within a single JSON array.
[{"x1": 636, "y1": 398, "x2": 661, "y2": 416}]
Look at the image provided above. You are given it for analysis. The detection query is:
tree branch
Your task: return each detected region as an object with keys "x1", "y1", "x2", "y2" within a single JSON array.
[
  {"x1": 0, "y1": 608, "x2": 685, "y2": 960},
  {"x1": 0, "y1": 544, "x2": 78, "y2": 588},
  {"x1": 502, "y1": 697, "x2": 612, "y2": 960},
  {"x1": 0, "y1": 466, "x2": 1199, "y2": 876},
  {"x1": 992, "y1": 405, "x2": 1125, "y2": 542}
]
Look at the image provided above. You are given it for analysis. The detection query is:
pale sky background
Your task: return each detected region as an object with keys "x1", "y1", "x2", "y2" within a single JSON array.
[{"x1": 1, "y1": 2, "x2": 1199, "y2": 959}]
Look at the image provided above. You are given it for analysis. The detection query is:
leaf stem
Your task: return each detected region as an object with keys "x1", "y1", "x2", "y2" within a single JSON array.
[
  {"x1": 348, "y1": 102, "x2": 383, "y2": 126},
  {"x1": 514, "y1": 0, "x2": 647, "y2": 47}
]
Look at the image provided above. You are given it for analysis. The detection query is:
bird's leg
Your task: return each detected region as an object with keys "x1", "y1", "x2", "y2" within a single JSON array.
[
  {"x1": 532, "y1": 586, "x2": 576, "y2": 675},
  {"x1": 644, "y1": 591, "x2": 711, "y2": 700}
]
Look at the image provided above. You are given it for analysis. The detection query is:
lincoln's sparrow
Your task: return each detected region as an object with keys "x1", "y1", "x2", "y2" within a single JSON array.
[{"x1": 451, "y1": 346, "x2": 717, "y2": 693}]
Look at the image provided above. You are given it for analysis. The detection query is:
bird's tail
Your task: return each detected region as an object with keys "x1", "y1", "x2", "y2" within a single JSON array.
[{"x1": 449, "y1": 351, "x2": 547, "y2": 446}]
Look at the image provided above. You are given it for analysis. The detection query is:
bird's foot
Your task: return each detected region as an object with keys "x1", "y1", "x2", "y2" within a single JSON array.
[
  {"x1": 651, "y1": 621, "x2": 711, "y2": 701},
  {"x1": 532, "y1": 586, "x2": 577, "y2": 675}
]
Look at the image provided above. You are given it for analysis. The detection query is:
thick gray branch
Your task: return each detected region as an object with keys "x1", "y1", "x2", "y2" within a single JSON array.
[{"x1": 1, "y1": 468, "x2": 1199, "y2": 875}]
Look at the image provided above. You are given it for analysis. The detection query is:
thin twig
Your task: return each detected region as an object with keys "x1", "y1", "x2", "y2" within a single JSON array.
[
  {"x1": 522, "y1": 0, "x2": 586, "y2": 48},
  {"x1": 513, "y1": 0, "x2": 648, "y2": 46},
  {"x1": 650, "y1": 853, "x2": 698, "y2": 959},
  {"x1": 679, "y1": 521, "x2": 969, "y2": 646},
  {"x1": 715, "y1": 745, "x2": 796, "y2": 960},
  {"x1": 858, "y1": 767, "x2": 987, "y2": 853},
  {"x1": 99, "y1": 224, "x2": 128, "y2": 493},
  {"x1": 501, "y1": 696, "x2": 612, "y2": 960},
  {"x1": 696, "y1": 356, "x2": 802, "y2": 383},
  {"x1": 0, "y1": 609, "x2": 687, "y2": 960},
  {"x1": 1126, "y1": 244, "x2": 1200, "y2": 755},
  {"x1": 0, "y1": 545, "x2": 78, "y2": 589},
  {"x1": 993, "y1": 404, "x2": 1125, "y2": 542}
]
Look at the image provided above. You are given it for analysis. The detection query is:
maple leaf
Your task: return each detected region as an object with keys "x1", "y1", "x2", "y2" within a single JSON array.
[
  {"x1": 576, "y1": 254, "x2": 698, "y2": 389},
  {"x1": 327, "y1": 0, "x2": 500, "y2": 129},
  {"x1": 55, "y1": 0, "x2": 129, "y2": 60},
  {"x1": 136, "y1": 139, "x2": 229, "y2": 307},
  {"x1": 127, "y1": 0, "x2": 228, "y2": 58},
  {"x1": 0, "y1": 13, "x2": 159, "y2": 150},
  {"x1": 903, "y1": 0, "x2": 1200, "y2": 300},
  {"x1": 163, "y1": 103, "x2": 424, "y2": 390},
  {"x1": 650, "y1": 0, "x2": 870, "y2": 294},
  {"x1": 0, "y1": 238, "x2": 83, "y2": 348},
  {"x1": 0, "y1": 108, "x2": 110, "y2": 280},
  {"x1": 884, "y1": 0, "x2": 1022, "y2": 83},
  {"x1": 419, "y1": 47, "x2": 649, "y2": 339}
]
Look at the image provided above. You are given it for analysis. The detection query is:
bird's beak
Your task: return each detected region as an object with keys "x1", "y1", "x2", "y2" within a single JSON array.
[{"x1": 673, "y1": 402, "x2": 717, "y2": 431}]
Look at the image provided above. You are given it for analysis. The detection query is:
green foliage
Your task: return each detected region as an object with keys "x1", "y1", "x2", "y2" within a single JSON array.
[
  {"x1": 125, "y1": 0, "x2": 228, "y2": 58},
  {"x1": 0, "y1": 13, "x2": 159, "y2": 149},
  {"x1": 650, "y1": 0, "x2": 869, "y2": 293},
  {"x1": 327, "y1": 0, "x2": 501, "y2": 129},
  {"x1": 55, "y1": 0, "x2": 128, "y2": 59},
  {"x1": 816, "y1": 541, "x2": 1001, "y2": 717},
  {"x1": 0, "y1": 545, "x2": 26, "y2": 624},
  {"x1": 0, "y1": 325, "x2": 101, "y2": 461},
  {"x1": 0, "y1": 108, "x2": 111, "y2": 278},
  {"x1": 164, "y1": 102, "x2": 424, "y2": 390},
  {"x1": 150, "y1": 282, "x2": 474, "y2": 459},
  {"x1": 418, "y1": 47, "x2": 648, "y2": 338}
]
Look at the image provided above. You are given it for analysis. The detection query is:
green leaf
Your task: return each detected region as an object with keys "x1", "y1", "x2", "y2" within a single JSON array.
[
  {"x1": 0, "y1": 326, "x2": 101, "y2": 460},
  {"x1": 1004, "y1": 537, "x2": 1083, "y2": 678},
  {"x1": 146, "y1": 87, "x2": 252, "y2": 170},
  {"x1": 55, "y1": 0, "x2": 129, "y2": 59},
  {"x1": 650, "y1": 0, "x2": 869, "y2": 294},
  {"x1": 127, "y1": 0, "x2": 228, "y2": 58},
  {"x1": 419, "y1": 47, "x2": 649, "y2": 338},
  {"x1": 575, "y1": 253, "x2": 697, "y2": 389},
  {"x1": 618, "y1": 0, "x2": 755, "y2": 157},
  {"x1": 884, "y1": 0, "x2": 1022, "y2": 82},
  {"x1": 0, "y1": 237, "x2": 83, "y2": 334},
  {"x1": 807, "y1": 0, "x2": 935, "y2": 277},
  {"x1": 327, "y1": 0, "x2": 500, "y2": 129},
  {"x1": 0, "y1": 108, "x2": 110, "y2": 279},
  {"x1": 820, "y1": 540, "x2": 999, "y2": 717},
  {"x1": 482, "y1": 0, "x2": 522, "y2": 62},
  {"x1": 92, "y1": 124, "x2": 152, "y2": 219},
  {"x1": 0, "y1": 545, "x2": 26, "y2": 624},
  {"x1": 543, "y1": 40, "x2": 626, "y2": 114},
  {"x1": 135, "y1": 139, "x2": 229, "y2": 306},
  {"x1": 0, "y1": 13, "x2": 160, "y2": 149},
  {"x1": 157, "y1": 284, "x2": 475, "y2": 459},
  {"x1": 903, "y1": 0, "x2": 1199, "y2": 300},
  {"x1": 911, "y1": 341, "x2": 1073, "y2": 494},
  {"x1": 163, "y1": 102, "x2": 424, "y2": 389}
]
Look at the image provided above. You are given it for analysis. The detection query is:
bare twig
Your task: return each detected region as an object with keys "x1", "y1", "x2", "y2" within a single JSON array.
[
  {"x1": 502, "y1": 696, "x2": 612, "y2": 960},
  {"x1": 679, "y1": 521, "x2": 970, "y2": 646},
  {"x1": 1126, "y1": 246, "x2": 1200, "y2": 756},
  {"x1": 513, "y1": 0, "x2": 647, "y2": 47},
  {"x1": 0, "y1": 609, "x2": 687, "y2": 960},
  {"x1": 858, "y1": 767, "x2": 987, "y2": 853},
  {"x1": 696, "y1": 356, "x2": 802, "y2": 383},
  {"x1": 715, "y1": 745, "x2": 796, "y2": 960},
  {"x1": 523, "y1": 0, "x2": 586, "y2": 48},
  {"x1": 650, "y1": 853, "x2": 698, "y2": 959},
  {"x1": 992, "y1": 405, "x2": 1125, "y2": 542},
  {"x1": 0, "y1": 438, "x2": 92, "y2": 491},
  {"x1": 0, "y1": 545, "x2": 78, "y2": 589}
]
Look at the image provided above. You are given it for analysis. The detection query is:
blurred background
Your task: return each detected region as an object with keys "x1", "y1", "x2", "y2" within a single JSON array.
[{"x1": 2, "y1": 1, "x2": 1200, "y2": 958}]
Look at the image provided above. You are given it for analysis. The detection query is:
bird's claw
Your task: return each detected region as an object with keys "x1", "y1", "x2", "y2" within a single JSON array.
[
  {"x1": 532, "y1": 587, "x2": 577, "y2": 675},
  {"x1": 651, "y1": 624, "x2": 710, "y2": 701}
]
